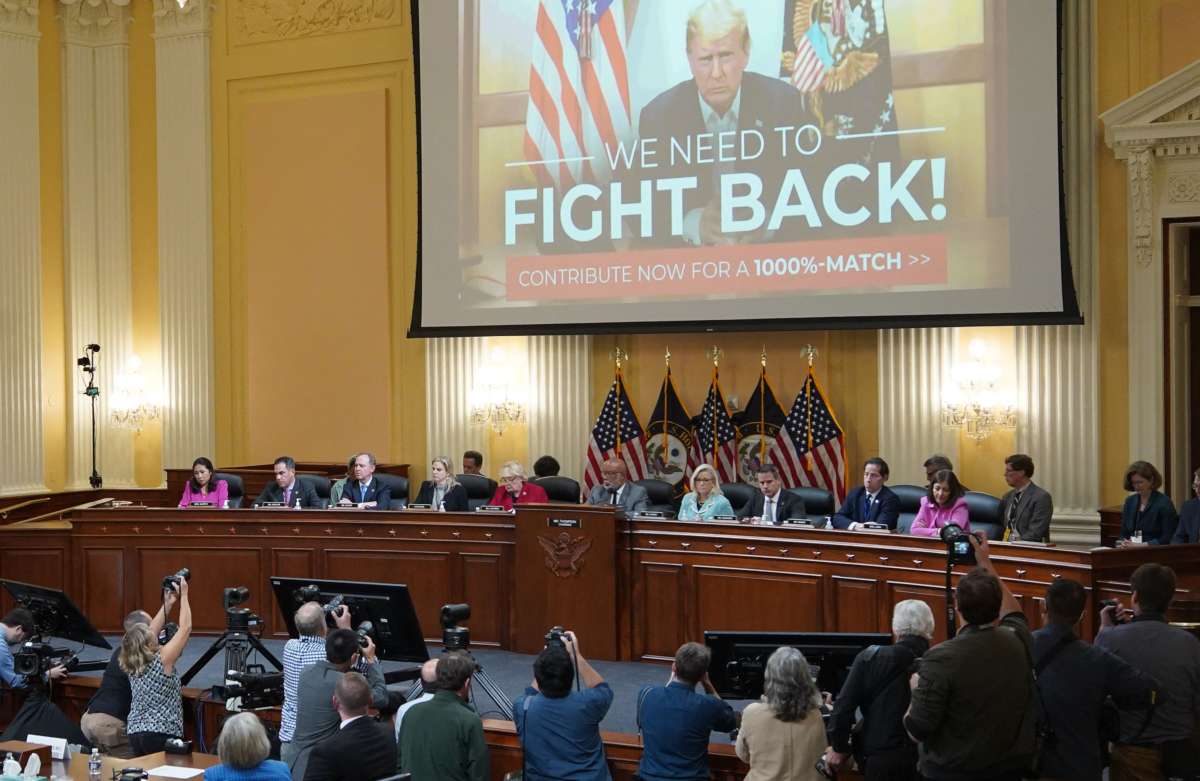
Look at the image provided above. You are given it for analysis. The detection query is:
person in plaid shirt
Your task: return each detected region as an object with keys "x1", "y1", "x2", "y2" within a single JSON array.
[{"x1": 279, "y1": 601, "x2": 354, "y2": 764}]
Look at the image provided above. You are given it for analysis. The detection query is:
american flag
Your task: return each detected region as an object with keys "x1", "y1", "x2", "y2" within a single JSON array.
[
  {"x1": 769, "y1": 370, "x2": 848, "y2": 502},
  {"x1": 524, "y1": 0, "x2": 632, "y2": 189},
  {"x1": 689, "y1": 377, "x2": 738, "y2": 484},
  {"x1": 791, "y1": 22, "x2": 833, "y2": 93},
  {"x1": 583, "y1": 373, "x2": 648, "y2": 495}
]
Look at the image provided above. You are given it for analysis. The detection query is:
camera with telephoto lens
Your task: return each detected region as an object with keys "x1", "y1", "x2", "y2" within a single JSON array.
[
  {"x1": 544, "y1": 626, "x2": 569, "y2": 647},
  {"x1": 162, "y1": 568, "x2": 190, "y2": 592},
  {"x1": 939, "y1": 524, "x2": 977, "y2": 565},
  {"x1": 356, "y1": 620, "x2": 374, "y2": 649},
  {"x1": 213, "y1": 664, "x2": 284, "y2": 708},
  {"x1": 13, "y1": 641, "x2": 78, "y2": 677}
]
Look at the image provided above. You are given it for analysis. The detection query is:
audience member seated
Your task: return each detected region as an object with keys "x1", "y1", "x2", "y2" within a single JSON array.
[
  {"x1": 0, "y1": 608, "x2": 38, "y2": 689},
  {"x1": 305, "y1": 673, "x2": 397, "y2": 781},
  {"x1": 1172, "y1": 466, "x2": 1200, "y2": 544},
  {"x1": 831, "y1": 457, "x2": 899, "y2": 531},
  {"x1": 533, "y1": 455, "x2": 560, "y2": 478},
  {"x1": 997, "y1": 453, "x2": 1053, "y2": 542},
  {"x1": 489, "y1": 461, "x2": 549, "y2": 510},
  {"x1": 636, "y1": 642, "x2": 737, "y2": 781},
  {"x1": 922, "y1": 454, "x2": 953, "y2": 486},
  {"x1": 677, "y1": 464, "x2": 733, "y2": 521},
  {"x1": 735, "y1": 646, "x2": 826, "y2": 781},
  {"x1": 336, "y1": 453, "x2": 390, "y2": 510},
  {"x1": 736, "y1": 464, "x2": 805, "y2": 525},
  {"x1": 179, "y1": 457, "x2": 229, "y2": 508},
  {"x1": 79, "y1": 610, "x2": 152, "y2": 757},
  {"x1": 1097, "y1": 563, "x2": 1200, "y2": 780},
  {"x1": 205, "y1": 712, "x2": 290, "y2": 781},
  {"x1": 287, "y1": 629, "x2": 390, "y2": 781},
  {"x1": 1033, "y1": 579, "x2": 1157, "y2": 781},
  {"x1": 254, "y1": 456, "x2": 320, "y2": 508},
  {"x1": 393, "y1": 659, "x2": 437, "y2": 744},
  {"x1": 904, "y1": 536, "x2": 1037, "y2": 780},
  {"x1": 414, "y1": 456, "x2": 469, "y2": 511},
  {"x1": 1118, "y1": 460, "x2": 1179, "y2": 546},
  {"x1": 514, "y1": 631, "x2": 613, "y2": 781},
  {"x1": 462, "y1": 450, "x2": 485, "y2": 476},
  {"x1": 586, "y1": 459, "x2": 650, "y2": 513},
  {"x1": 909, "y1": 470, "x2": 969, "y2": 538},
  {"x1": 121, "y1": 578, "x2": 192, "y2": 755},
  {"x1": 398, "y1": 653, "x2": 487, "y2": 781},
  {"x1": 280, "y1": 602, "x2": 355, "y2": 765},
  {"x1": 329, "y1": 457, "x2": 355, "y2": 507},
  {"x1": 826, "y1": 600, "x2": 934, "y2": 780}
]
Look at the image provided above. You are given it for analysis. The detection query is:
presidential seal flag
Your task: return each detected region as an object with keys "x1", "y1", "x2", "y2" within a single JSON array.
[
  {"x1": 689, "y1": 372, "x2": 738, "y2": 485},
  {"x1": 770, "y1": 368, "x2": 848, "y2": 502},
  {"x1": 583, "y1": 371, "x2": 648, "y2": 495},
  {"x1": 645, "y1": 366, "x2": 695, "y2": 498},
  {"x1": 733, "y1": 368, "x2": 789, "y2": 485}
]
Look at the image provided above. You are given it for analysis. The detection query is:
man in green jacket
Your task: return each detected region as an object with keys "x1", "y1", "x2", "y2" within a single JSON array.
[{"x1": 398, "y1": 652, "x2": 488, "y2": 781}]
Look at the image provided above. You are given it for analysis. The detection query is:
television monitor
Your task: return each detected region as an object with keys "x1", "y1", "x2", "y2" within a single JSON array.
[
  {"x1": 269, "y1": 576, "x2": 429, "y2": 664},
  {"x1": 0, "y1": 579, "x2": 110, "y2": 649},
  {"x1": 704, "y1": 630, "x2": 890, "y2": 700}
]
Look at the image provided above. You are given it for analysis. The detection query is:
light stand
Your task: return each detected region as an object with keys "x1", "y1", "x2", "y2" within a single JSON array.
[
  {"x1": 944, "y1": 555, "x2": 957, "y2": 640},
  {"x1": 77, "y1": 344, "x2": 102, "y2": 489},
  {"x1": 425, "y1": 603, "x2": 514, "y2": 721}
]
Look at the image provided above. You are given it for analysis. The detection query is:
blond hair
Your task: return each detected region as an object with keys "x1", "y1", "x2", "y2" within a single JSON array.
[
  {"x1": 499, "y1": 460, "x2": 527, "y2": 480},
  {"x1": 431, "y1": 456, "x2": 459, "y2": 489},
  {"x1": 687, "y1": 0, "x2": 750, "y2": 53},
  {"x1": 690, "y1": 463, "x2": 723, "y2": 495},
  {"x1": 117, "y1": 624, "x2": 156, "y2": 677}
]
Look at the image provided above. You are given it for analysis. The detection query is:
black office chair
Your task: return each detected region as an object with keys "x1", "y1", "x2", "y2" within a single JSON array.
[
  {"x1": 297, "y1": 474, "x2": 331, "y2": 509},
  {"x1": 532, "y1": 476, "x2": 581, "y2": 503},
  {"x1": 720, "y1": 482, "x2": 757, "y2": 515},
  {"x1": 373, "y1": 473, "x2": 409, "y2": 509},
  {"x1": 891, "y1": 484, "x2": 927, "y2": 534},
  {"x1": 213, "y1": 472, "x2": 244, "y2": 508},
  {"x1": 457, "y1": 474, "x2": 498, "y2": 511},
  {"x1": 633, "y1": 478, "x2": 675, "y2": 516},
  {"x1": 786, "y1": 486, "x2": 835, "y2": 516},
  {"x1": 964, "y1": 491, "x2": 1004, "y2": 540}
]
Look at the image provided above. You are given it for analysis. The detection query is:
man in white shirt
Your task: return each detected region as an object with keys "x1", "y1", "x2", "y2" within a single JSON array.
[
  {"x1": 394, "y1": 658, "x2": 438, "y2": 741},
  {"x1": 737, "y1": 464, "x2": 805, "y2": 524}
]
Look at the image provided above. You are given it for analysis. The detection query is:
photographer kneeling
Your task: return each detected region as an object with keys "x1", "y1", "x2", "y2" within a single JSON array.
[
  {"x1": 119, "y1": 576, "x2": 192, "y2": 755},
  {"x1": 514, "y1": 630, "x2": 613, "y2": 781}
]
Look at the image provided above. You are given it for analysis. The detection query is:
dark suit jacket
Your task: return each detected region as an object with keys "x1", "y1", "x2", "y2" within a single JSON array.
[
  {"x1": 1120, "y1": 490, "x2": 1179, "y2": 545},
  {"x1": 341, "y1": 479, "x2": 391, "y2": 511},
  {"x1": 414, "y1": 482, "x2": 469, "y2": 512},
  {"x1": 254, "y1": 479, "x2": 321, "y2": 508},
  {"x1": 1171, "y1": 497, "x2": 1200, "y2": 544},
  {"x1": 303, "y1": 715, "x2": 397, "y2": 781},
  {"x1": 736, "y1": 490, "x2": 806, "y2": 523},
  {"x1": 998, "y1": 482, "x2": 1054, "y2": 542},
  {"x1": 636, "y1": 71, "x2": 826, "y2": 246},
  {"x1": 831, "y1": 485, "x2": 900, "y2": 530}
]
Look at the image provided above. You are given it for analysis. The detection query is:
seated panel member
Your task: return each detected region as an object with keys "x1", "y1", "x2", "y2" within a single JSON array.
[
  {"x1": 254, "y1": 457, "x2": 320, "y2": 508},
  {"x1": 489, "y1": 461, "x2": 549, "y2": 511},
  {"x1": 998, "y1": 453, "x2": 1054, "y2": 542},
  {"x1": 736, "y1": 464, "x2": 805, "y2": 524},
  {"x1": 179, "y1": 456, "x2": 229, "y2": 508},
  {"x1": 678, "y1": 464, "x2": 734, "y2": 521},
  {"x1": 462, "y1": 450, "x2": 484, "y2": 476},
  {"x1": 1118, "y1": 460, "x2": 1178, "y2": 546},
  {"x1": 832, "y1": 457, "x2": 899, "y2": 530},
  {"x1": 909, "y1": 469, "x2": 970, "y2": 537},
  {"x1": 1172, "y1": 466, "x2": 1200, "y2": 544},
  {"x1": 415, "y1": 456, "x2": 469, "y2": 511},
  {"x1": 585, "y1": 459, "x2": 650, "y2": 513},
  {"x1": 328, "y1": 457, "x2": 355, "y2": 507},
  {"x1": 336, "y1": 452, "x2": 390, "y2": 510}
]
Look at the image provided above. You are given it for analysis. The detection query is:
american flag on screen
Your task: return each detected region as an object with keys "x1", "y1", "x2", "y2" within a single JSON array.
[
  {"x1": 770, "y1": 369, "x2": 848, "y2": 502},
  {"x1": 689, "y1": 376, "x2": 738, "y2": 485},
  {"x1": 791, "y1": 21, "x2": 833, "y2": 93},
  {"x1": 524, "y1": 0, "x2": 632, "y2": 189},
  {"x1": 583, "y1": 372, "x2": 648, "y2": 495}
]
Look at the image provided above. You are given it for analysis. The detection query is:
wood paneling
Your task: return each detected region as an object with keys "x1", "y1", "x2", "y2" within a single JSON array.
[
  {"x1": 635, "y1": 562, "x2": 685, "y2": 660},
  {"x1": 461, "y1": 553, "x2": 505, "y2": 646},
  {"x1": 832, "y1": 576, "x2": 879, "y2": 633},
  {"x1": 323, "y1": 549, "x2": 453, "y2": 643},
  {"x1": 887, "y1": 581, "x2": 951, "y2": 642},
  {"x1": 268, "y1": 548, "x2": 315, "y2": 637},
  {"x1": 0, "y1": 547, "x2": 66, "y2": 616},
  {"x1": 81, "y1": 547, "x2": 126, "y2": 632},
  {"x1": 137, "y1": 547, "x2": 264, "y2": 632},
  {"x1": 695, "y1": 566, "x2": 824, "y2": 633}
]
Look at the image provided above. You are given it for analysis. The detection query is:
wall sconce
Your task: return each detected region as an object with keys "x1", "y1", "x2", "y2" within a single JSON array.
[
  {"x1": 110, "y1": 354, "x2": 162, "y2": 432},
  {"x1": 469, "y1": 347, "x2": 526, "y2": 436},
  {"x1": 941, "y1": 339, "x2": 1017, "y2": 441}
]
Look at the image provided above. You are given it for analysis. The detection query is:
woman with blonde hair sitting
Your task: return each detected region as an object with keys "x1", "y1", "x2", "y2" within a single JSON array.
[
  {"x1": 120, "y1": 577, "x2": 192, "y2": 755},
  {"x1": 678, "y1": 464, "x2": 734, "y2": 521},
  {"x1": 415, "y1": 455, "x2": 469, "y2": 511},
  {"x1": 736, "y1": 646, "x2": 827, "y2": 780},
  {"x1": 204, "y1": 712, "x2": 290, "y2": 781}
]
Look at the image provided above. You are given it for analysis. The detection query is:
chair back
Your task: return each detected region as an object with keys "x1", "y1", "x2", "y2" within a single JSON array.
[
  {"x1": 890, "y1": 484, "x2": 927, "y2": 534},
  {"x1": 457, "y1": 474, "x2": 499, "y2": 511},
  {"x1": 532, "y1": 476, "x2": 581, "y2": 503},
  {"x1": 964, "y1": 491, "x2": 1003, "y2": 540},
  {"x1": 214, "y1": 473, "x2": 244, "y2": 508},
  {"x1": 297, "y1": 474, "x2": 331, "y2": 508},
  {"x1": 786, "y1": 487, "x2": 835, "y2": 516},
  {"x1": 633, "y1": 478, "x2": 676, "y2": 516},
  {"x1": 373, "y1": 473, "x2": 409, "y2": 509},
  {"x1": 720, "y1": 482, "x2": 757, "y2": 515}
]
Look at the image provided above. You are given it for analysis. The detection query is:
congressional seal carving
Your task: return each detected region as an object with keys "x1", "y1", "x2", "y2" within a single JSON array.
[{"x1": 538, "y1": 531, "x2": 592, "y2": 578}]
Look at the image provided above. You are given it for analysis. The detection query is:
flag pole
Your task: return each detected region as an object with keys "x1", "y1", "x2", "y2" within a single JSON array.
[
  {"x1": 611, "y1": 347, "x2": 628, "y2": 457},
  {"x1": 662, "y1": 348, "x2": 670, "y2": 460},
  {"x1": 801, "y1": 345, "x2": 818, "y2": 470},
  {"x1": 759, "y1": 347, "x2": 767, "y2": 464},
  {"x1": 709, "y1": 345, "x2": 721, "y2": 467}
]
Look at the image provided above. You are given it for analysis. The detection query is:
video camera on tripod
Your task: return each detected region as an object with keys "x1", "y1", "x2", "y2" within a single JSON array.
[
  {"x1": 212, "y1": 664, "x2": 284, "y2": 709},
  {"x1": 13, "y1": 642, "x2": 78, "y2": 677}
]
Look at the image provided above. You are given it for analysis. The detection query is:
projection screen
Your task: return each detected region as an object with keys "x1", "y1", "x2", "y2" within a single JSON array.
[{"x1": 409, "y1": 0, "x2": 1081, "y2": 336}]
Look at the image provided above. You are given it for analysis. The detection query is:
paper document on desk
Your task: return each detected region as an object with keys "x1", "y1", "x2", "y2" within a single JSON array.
[{"x1": 146, "y1": 767, "x2": 205, "y2": 779}]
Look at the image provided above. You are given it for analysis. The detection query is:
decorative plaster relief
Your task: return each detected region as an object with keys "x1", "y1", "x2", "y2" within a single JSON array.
[
  {"x1": 152, "y1": 0, "x2": 210, "y2": 37},
  {"x1": 1168, "y1": 172, "x2": 1200, "y2": 204},
  {"x1": 59, "y1": 0, "x2": 131, "y2": 44},
  {"x1": 1126, "y1": 145, "x2": 1154, "y2": 268},
  {"x1": 231, "y1": 0, "x2": 396, "y2": 45},
  {"x1": 0, "y1": 0, "x2": 38, "y2": 36},
  {"x1": 1158, "y1": 96, "x2": 1200, "y2": 123}
]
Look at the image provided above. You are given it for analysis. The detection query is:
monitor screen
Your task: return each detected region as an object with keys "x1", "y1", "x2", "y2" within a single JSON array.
[{"x1": 705, "y1": 629, "x2": 889, "y2": 699}]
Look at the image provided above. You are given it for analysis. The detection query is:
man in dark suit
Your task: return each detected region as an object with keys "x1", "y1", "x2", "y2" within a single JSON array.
[
  {"x1": 998, "y1": 454, "x2": 1054, "y2": 542},
  {"x1": 304, "y1": 672, "x2": 397, "y2": 781},
  {"x1": 1171, "y1": 467, "x2": 1200, "y2": 544},
  {"x1": 336, "y1": 452, "x2": 391, "y2": 510},
  {"x1": 636, "y1": 1, "x2": 825, "y2": 247},
  {"x1": 832, "y1": 457, "x2": 900, "y2": 530},
  {"x1": 737, "y1": 464, "x2": 805, "y2": 524},
  {"x1": 254, "y1": 456, "x2": 321, "y2": 508}
]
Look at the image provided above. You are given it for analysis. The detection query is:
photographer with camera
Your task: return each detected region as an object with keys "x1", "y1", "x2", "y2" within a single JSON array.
[
  {"x1": 79, "y1": 609, "x2": 153, "y2": 757},
  {"x1": 903, "y1": 535, "x2": 1037, "y2": 780},
  {"x1": 286, "y1": 629, "x2": 389, "y2": 781},
  {"x1": 0, "y1": 608, "x2": 69, "y2": 688},
  {"x1": 279, "y1": 602, "x2": 354, "y2": 764},
  {"x1": 119, "y1": 574, "x2": 192, "y2": 755},
  {"x1": 514, "y1": 630, "x2": 613, "y2": 781}
]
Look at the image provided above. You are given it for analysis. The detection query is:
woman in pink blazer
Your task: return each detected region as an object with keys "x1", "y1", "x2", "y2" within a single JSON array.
[
  {"x1": 178, "y1": 457, "x2": 229, "y2": 508},
  {"x1": 910, "y1": 469, "x2": 970, "y2": 537}
]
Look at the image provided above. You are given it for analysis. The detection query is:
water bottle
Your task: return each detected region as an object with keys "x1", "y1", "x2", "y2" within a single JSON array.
[
  {"x1": 1132, "y1": 529, "x2": 1143, "y2": 544},
  {"x1": 88, "y1": 748, "x2": 101, "y2": 778}
]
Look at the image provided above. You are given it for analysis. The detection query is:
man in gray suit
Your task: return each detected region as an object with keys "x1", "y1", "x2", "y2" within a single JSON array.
[
  {"x1": 998, "y1": 454, "x2": 1054, "y2": 542},
  {"x1": 586, "y1": 459, "x2": 650, "y2": 514},
  {"x1": 288, "y1": 628, "x2": 390, "y2": 781}
]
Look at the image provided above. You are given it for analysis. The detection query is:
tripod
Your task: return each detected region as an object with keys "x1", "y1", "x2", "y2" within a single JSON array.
[
  {"x1": 181, "y1": 613, "x2": 281, "y2": 686},
  {"x1": 410, "y1": 626, "x2": 514, "y2": 721}
]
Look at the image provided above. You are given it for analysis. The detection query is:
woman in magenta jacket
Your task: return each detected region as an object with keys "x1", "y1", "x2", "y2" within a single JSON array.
[
  {"x1": 910, "y1": 469, "x2": 970, "y2": 537},
  {"x1": 178, "y1": 456, "x2": 229, "y2": 508}
]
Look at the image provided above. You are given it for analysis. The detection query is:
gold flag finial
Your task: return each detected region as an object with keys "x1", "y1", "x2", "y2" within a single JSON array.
[
  {"x1": 800, "y1": 344, "x2": 818, "y2": 367},
  {"x1": 708, "y1": 345, "x2": 722, "y2": 367},
  {"x1": 761, "y1": 346, "x2": 767, "y2": 368},
  {"x1": 610, "y1": 346, "x2": 628, "y2": 372},
  {"x1": 665, "y1": 346, "x2": 671, "y2": 368}
]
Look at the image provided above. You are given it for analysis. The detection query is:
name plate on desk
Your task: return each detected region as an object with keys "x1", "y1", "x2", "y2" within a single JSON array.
[
  {"x1": 258, "y1": 502, "x2": 285, "y2": 508},
  {"x1": 781, "y1": 517, "x2": 817, "y2": 527},
  {"x1": 632, "y1": 511, "x2": 665, "y2": 519},
  {"x1": 478, "y1": 505, "x2": 507, "y2": 512},
  {"x1": 187, "y1": 502, "x2": 214, "y2": 508},
  {"x1": 548, "y1": 518, "x2": 581, "y2": 528},
  {"x1": 713, "y1": 515, "x2": 737, "y2": 521},
  {"x1": 408, "y1": 503, "x2": 433, "y2": 510},
  {"x1": 861, "y1": 522, "x2": 890, "y2": 531}
]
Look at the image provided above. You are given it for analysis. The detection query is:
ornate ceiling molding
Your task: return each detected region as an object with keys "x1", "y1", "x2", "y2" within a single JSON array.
[
  {"x1": 58, "y1": 0, "x2": 131, "y2": 45},
  {"x1": 0, "y1": 0, "x2": 38, "y2": 37},
  {"x1": 231, "y1": 0, "x2": 397, "y2": 47},
  {"x1": 152, "y1": 0, "x2": 210, "y2": 38}
]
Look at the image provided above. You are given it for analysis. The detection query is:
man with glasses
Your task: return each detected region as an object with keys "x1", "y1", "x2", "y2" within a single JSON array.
[
  {"x1": 253, "y1": 456, "x2": 320, "y2": 508},
  {"x1": 585, "y1": 459, "x2": 650, "y2": 514},
  {"x1": 998, "y1": 454, "x2": 1053, "y2": 542}
]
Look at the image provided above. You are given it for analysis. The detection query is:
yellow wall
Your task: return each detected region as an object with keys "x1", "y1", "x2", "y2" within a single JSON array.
[{"x1": 38, "y1": 0, "x2": 65, "y2": 490}]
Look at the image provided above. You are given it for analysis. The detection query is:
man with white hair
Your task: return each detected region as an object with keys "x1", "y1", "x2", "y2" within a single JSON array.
[
  {"x1": 280, "y1": 601, "x2": 353, "y2": 765},
  {"x1": 824, "y1": 600, "x2": 934, "y2": 780}
]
